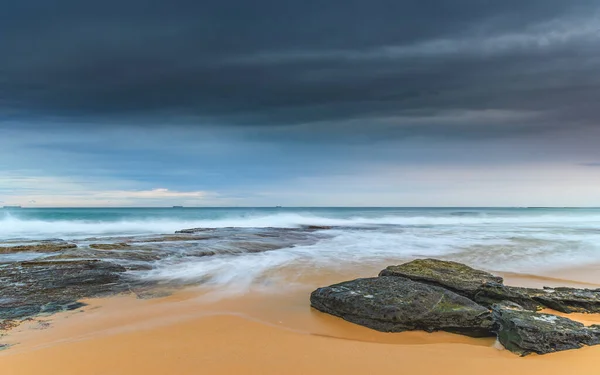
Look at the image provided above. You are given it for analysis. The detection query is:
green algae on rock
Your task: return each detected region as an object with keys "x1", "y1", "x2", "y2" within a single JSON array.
[
  {"x1": 379, "y1": 258, "x2": 503, "y2": 298},
  {"x1": 0, "y1": 242, "x2": 77, "y2": 254},
  {"x1": 380, "y1": 259, "x2": 600, "y2": 313},
  {"x1": 492, "y1": 302, "x2": 600, "y2": 356},
  {"x1": 0, "y1": 260, "x2": 128, "y2": 321},
  {"x1": 310, "y1": 276, "x2": 494, "y2": 337}
]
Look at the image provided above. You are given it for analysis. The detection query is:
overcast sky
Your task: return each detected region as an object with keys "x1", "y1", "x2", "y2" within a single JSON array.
[{"x1": 1, "y1": 0, "x2": 600, "y2": 207}]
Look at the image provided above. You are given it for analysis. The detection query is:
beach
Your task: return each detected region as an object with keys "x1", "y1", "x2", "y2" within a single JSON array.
[
  {"x1": 3, "y1": 208, "x2": 600, "y2": 374},
  {"x1": 3, "y1": 267, "x2": 600, "y2": 375}
]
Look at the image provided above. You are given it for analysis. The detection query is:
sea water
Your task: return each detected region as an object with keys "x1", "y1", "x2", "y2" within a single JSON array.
[{"x1": 1, "y1": 207, "x2": 600, "y2": 291}]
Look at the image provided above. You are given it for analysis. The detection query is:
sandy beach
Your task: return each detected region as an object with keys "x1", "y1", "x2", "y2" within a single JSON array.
[{"x1": 3, "y1": 266, "x2": 600, "y2": 375}]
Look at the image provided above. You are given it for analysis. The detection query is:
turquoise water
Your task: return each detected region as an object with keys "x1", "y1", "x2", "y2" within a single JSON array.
[{"x1": 2, "y1": 207, "x2": 600, "y2": 286}]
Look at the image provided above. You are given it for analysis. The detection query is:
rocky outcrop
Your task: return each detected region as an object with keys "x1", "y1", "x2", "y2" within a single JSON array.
[
  {"x1": 138, "y1": 235, "x2": 216, "y2": 243},
  {"x1": 313, "y1": 258, "x2": 600, "y2": 356},
  {"x1": 524, "y1": 286, "x2": 600, "y2": 314},
  {"x1": 89, "y1": 243, "x2": 132, "y2": 250},
  {"x1": 0, "y1": 242, "x2": 77, "y2": 253},
  {"x1": 380, "y1": 259, "x2": 600, "y2": 313},
  {"x1": 310, "y1": 276, "x2": 494, "y2": 337},
  {"x1": 0, "y1": 260, "x2": 128, "y2": 321},
  {"x1": 379, "y1": 259, "x2": 503, "y2": 299},
  {"x1": 175, "y1": 228, "x2": 218, "y2": 234},
  {"x1": 492, "y1": 302, "x2": 600, "y2": 356}
]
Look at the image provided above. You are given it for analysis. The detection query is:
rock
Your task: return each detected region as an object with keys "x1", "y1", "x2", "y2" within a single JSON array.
[
  {"x1": 476, "y1": 284, "x2": 600, "y2": 313},
  {"x1": 492, "y1": 302, "x2": 600, "y2": 356},
  {"x1": 175, "y1": 228, "x2": 218, "y2": 234},
  {"x1": 0, "y1": 260, "x2": 128, "y2": 321},
  {"x1": 525, "y1": 287, "x2": 600, "y2": 314},
  {"x1": 138, "y1": 235, "x2": 216, "y2": 243},
  {"x1": 89, "y1": 243, "x2": 132, "y2": 250},
  {"x1": 380, "y1": 259, "x2": 600, "y2": 313},
  {"x1": 310, "y1": 276, "x2": 494, "y2": 337},
  {"x1": 0, "y1": 242, "x2": 77, "y2": 253},
  {"x1": 302, "y1": 225, "x2": 333, "y2": 230},
  {"x1": 474, "y1": 283, "x2": 541, "y2": 311},
  {"x1": 379, "y1": 259, "x2": 503, "y2": 299}
]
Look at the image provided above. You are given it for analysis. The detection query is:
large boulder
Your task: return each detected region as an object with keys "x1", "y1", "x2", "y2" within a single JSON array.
[
  {"x1": 379, "y1": 259, "x2": 503, "y2": 299},
  {"x1": 492, "y1": 302, "x2": 600, "y2": 356},
  {"x1": 310, "y1": 276, "x2": 494, "y2": 337},
  {"x1": 381, "y1": 259, "x2": 600, "y2": 313}
]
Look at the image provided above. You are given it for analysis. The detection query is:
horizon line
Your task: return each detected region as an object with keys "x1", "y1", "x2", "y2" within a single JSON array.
[{"x1": 3, "y1": 206, "x2": 600, "y2": 209}]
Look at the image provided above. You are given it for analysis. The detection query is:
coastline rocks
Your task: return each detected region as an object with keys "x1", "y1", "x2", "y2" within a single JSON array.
[
  {"x1": 380, "y1": 259, "x2": 600, "y2": 313},
  {"x1": 524, "y1": 287, "x2": 600, "y2": 314},
  {"x1": 313, "y1": 258, "x2": 600, "y2": 356},
  {"x1": 475, "y1": 284, "x2": 600, "y2": 313},
  {"x1": 0, "y1": 260, "x2": 128, "y2": 321},
  {"x1": 89, "y1": 243, "x2": 132, "y2": 250},
  {"x1": 473, "y1": 283, "x2": 540, "y2": 311},
  {"x1": 302, "y1": 225, "x2": 334, "y2": 230},
  {"x1": 492, "y1": 302, "x2": 600, "y2": 356},
  {"x1": 310, "y1": 276, "x2": 494, "y2": 337},
  {"x1": 0, "y1": 242, "x2": 77, "y2": 254},
  {"x1": 379, "y1": 259, "x2": 503, "y2": 299},
  {"x1": 175, "y1": 228, "x2": 218, "y2": 234}
]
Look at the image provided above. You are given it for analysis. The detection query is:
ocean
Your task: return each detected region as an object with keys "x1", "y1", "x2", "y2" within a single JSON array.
[{"x1": 2, "y1": 207, "x2": 600, "y2": 292}]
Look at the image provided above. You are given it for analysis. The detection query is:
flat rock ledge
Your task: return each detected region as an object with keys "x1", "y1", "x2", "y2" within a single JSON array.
[
  {"x1": 0, "y1": 259, "x2": 130, "y2": 323},
  {"x1": 311, "y1": 258, "x2": 600, "y2": 356}
]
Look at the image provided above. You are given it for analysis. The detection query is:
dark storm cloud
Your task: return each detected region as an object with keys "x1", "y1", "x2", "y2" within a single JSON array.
[{"x1": 1, "y1": 0, "x2": 600, "y2": 136}]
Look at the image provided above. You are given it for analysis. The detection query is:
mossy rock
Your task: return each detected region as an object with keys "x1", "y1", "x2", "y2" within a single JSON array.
[
  {"x1": 379, "y1": 259, "x2": 503, "y2": 298},
  {"x1": 0, "y1": 243, "x2": 77, "y2": 254},
  {"x1": 311, "y1": 276, "x2": 494, "y2": 337},
  {"x1": 492, "y1": 302, "x2": 600, "y2": 355}
]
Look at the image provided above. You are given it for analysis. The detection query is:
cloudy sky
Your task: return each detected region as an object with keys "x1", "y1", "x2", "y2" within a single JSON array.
[{"x1": 1, "y1": 0, "x2": 600, "y2": 207}]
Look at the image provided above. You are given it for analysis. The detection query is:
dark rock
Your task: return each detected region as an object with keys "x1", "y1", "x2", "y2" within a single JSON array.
[
  {"x1": 138, "y1": 235, "x2": 216, "y2": 243},
  {"x1": 474, "y1": 283, "x2": 540, "y2": 311},
  {"x1": 475, "y1": 284, "x2": 600, "y2": 313},
  {"x1": 379, "y1": 259, "x2": 503, "y2": 299},
  {"x1": 0, "y1": 260, "x2": 128, "y2": 321},
  {"x1": 303, "y1": 225, "x2": 333, "y2": 230},
  {"x1": 492, "y1": 302, "x2": 600, "y2": 356},
  {"x1": 175, "y1": 228, "x2": 218, "y2": 234},
  {"x1": 0, "y1": 242, "x2": 77, "y2": 254},
  {"x1": 310, "y1": 276, "x2": 494, "y2": 337},
  {"x1": 525, "y1": 287, "x2": 600, "y2": 314},
  {"x1": 381, "y1": 259, "x2": 600, "y2": 313},
  {"x1": 89, "y1": 243, "x2": 132, "y2": 250}
]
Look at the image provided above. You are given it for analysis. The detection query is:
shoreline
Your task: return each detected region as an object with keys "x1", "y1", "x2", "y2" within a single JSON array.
[{"x1": 3, "y1": 269, "x2": 600, "y2": 374}]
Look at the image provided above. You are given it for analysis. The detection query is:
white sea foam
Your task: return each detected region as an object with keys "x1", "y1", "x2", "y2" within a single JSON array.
[
  {"x1": 2, "y1": 211, "x2": 600, "y2": 239},
  {"x1": 3, "y1": 209, "x2": 600, "y2": 293},
  {"x1": 143, "y1": 225, "x2": 600, "y2": 293}
]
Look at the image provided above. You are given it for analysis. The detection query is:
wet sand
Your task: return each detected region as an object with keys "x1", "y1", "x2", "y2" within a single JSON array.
[{"x1": 2, "y1": 267, "x2": 600, "y2": 375}]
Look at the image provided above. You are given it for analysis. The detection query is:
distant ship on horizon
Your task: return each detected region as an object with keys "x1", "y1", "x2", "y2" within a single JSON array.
[{"x1": 2, "y1": 205, "x2": 22, "y2": 209}]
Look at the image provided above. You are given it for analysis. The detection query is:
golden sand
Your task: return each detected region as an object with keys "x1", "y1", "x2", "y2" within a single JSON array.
[{"x1": 2, "y1": 269, "x2": 600, "y2": 375}]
